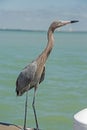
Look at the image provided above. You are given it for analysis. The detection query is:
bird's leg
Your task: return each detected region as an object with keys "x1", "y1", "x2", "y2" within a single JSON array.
[
  {"x1": 23, "y1": 91, "x2": 28, "y2": 130},
  {"x1": 32, "y1": 88, "x2": 39, "y2": 130}
]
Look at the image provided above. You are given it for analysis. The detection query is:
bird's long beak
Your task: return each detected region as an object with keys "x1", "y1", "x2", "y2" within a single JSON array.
[
  {"x1": 61, "y1": 20, "x2": 79, "y2": 26},
  {"x1": 70, "y1": 20, "x2": 79, "y2": 23}
]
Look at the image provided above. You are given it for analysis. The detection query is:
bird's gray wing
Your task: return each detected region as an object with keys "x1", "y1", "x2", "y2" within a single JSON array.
[
  {"x1": 39, "y1": 65, "x2": 45, "y2": 84},
  {"x1": 16, "y1": 61, "x2": 37, "y2": 91}
]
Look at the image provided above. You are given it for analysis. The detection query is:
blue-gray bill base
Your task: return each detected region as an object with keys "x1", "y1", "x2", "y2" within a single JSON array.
[{"x1": 16, "y1": 20, "x2": 79, "y2": 130}]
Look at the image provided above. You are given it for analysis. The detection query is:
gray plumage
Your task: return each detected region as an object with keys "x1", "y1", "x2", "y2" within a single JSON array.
[{"x1": 16, "y1": 61, "x2": 45, "y2": 96}]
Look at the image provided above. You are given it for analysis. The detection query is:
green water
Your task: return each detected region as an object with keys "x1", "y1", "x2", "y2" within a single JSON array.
[{"x1": 0, "y1": 30, "x2": 87, "y2": 130}]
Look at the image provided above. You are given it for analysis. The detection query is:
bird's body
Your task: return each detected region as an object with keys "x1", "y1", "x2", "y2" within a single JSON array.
[
  {"x1": 16, "y1": 60, "x2": 45, "y2": 96},
  {"x1": 16, "y1": 20, "x2": 78, "y2": 130}
]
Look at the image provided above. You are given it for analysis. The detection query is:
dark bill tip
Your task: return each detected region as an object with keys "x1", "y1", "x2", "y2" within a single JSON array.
[{"x1": 71, "y1": 20, "x2": 79, "y2": 23}]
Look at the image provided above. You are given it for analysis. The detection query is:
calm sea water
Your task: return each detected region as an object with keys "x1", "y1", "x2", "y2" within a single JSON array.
[{"x1": 0, "y1": 30, "x2": 87, "y2": 130}]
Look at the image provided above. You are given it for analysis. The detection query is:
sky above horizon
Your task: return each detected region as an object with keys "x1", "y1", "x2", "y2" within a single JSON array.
[{"x1": 0, "y1": 0, "x2": 87, "y2": 31}]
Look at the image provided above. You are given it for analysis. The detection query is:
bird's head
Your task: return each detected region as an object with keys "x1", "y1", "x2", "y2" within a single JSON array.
[{"x1": 49, "y1": 20, "x2": 79, "y2": 32}]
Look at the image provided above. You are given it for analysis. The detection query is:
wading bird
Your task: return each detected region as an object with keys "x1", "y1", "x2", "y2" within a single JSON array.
[{"x1": 16, "y1": 20, "x2": 78, "y2": 130}]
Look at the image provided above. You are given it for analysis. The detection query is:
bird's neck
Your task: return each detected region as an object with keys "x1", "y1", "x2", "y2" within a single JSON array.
[
  {"x1": 45, "y1": 28, "x2": 54, "y2": 58},
  {"x1": 36, "y1": 28, "x2": 54, "y2": 63}
]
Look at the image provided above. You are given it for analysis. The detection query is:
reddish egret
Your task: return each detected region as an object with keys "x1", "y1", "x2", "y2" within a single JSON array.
[{"x1": 16, "y1": 20, "x2": 78, "y2": 130}]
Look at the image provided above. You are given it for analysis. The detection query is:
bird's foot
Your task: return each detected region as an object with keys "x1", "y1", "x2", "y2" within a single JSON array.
[
  {"x1": 20, "y1": 128, "x2": 36, "y2": 130},
  {"x1": 20, "y1": 127, "x2": 42, "y2": 130}
]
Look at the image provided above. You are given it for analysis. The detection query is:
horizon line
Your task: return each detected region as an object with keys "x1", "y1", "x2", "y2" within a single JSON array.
[{"x1": 0, "y1": 28, "x2": 86, "y2": 33}]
